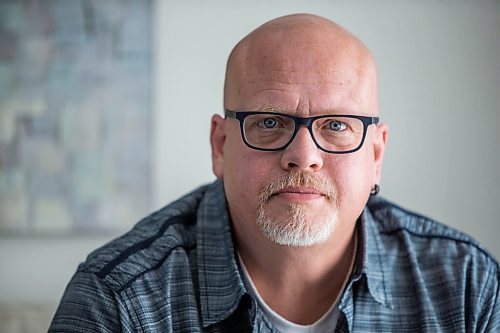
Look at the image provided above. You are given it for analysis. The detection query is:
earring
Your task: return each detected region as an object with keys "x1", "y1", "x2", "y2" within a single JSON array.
[{"x1": 370, "y1": 184, "x2": 380, "y2": 196}]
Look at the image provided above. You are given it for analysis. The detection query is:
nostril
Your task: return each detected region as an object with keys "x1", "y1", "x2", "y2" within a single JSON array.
[{"x1": 286, "y1": 161, "x2": 299, "y2": 170}]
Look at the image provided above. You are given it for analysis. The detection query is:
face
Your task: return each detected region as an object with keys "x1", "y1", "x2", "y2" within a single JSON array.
[{"x1": 211, "y1": 16, "x2": 387, "y2": 247}]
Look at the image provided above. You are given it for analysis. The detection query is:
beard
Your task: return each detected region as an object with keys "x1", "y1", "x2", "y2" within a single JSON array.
[{"x1": 257, "y1": 171, "x2": 339, "y2": 247}]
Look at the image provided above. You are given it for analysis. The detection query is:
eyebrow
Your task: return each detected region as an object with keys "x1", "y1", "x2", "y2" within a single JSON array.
[{"x1": 258, "y1": 104, "x2": 284, "y2": 112}]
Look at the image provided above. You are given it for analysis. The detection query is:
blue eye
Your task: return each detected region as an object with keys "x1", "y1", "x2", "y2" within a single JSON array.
[
  {"x1": 329, "y1": 120, "x2": 347, "y2": 131},
  {"x1": 261, "y1": 118, "x2": 277, "y2": 128}
]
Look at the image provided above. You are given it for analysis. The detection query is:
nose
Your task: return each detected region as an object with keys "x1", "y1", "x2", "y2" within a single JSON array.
[{"x1": 280, "y1": 126, "x2": 324, "y2": 172}]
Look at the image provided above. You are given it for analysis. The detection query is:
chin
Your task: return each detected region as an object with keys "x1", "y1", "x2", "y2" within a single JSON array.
[{"x1": 257, "y1": 203, "x2": 338, "y2": 247}]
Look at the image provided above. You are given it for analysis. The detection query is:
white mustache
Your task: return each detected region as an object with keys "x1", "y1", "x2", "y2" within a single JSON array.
[{"x1": 259, "y1": 171, "x2": 337, "y2": 204}]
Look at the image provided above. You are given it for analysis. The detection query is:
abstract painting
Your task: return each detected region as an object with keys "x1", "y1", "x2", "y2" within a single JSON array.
[{"x1": 0, "y1": 0, "x2": 152, "y2": 234}]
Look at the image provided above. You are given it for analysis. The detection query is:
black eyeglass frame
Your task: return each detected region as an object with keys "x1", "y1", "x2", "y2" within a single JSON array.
[{"x1": 224, "y1": 109, "x2": 379, "y2": 154}]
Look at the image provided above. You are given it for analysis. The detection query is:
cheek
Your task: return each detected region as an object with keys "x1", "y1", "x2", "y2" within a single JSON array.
[
  {"x1": 222, "y1": 140, "x2": 275, "y2": 216},
  {"x1": 326, "y1": 154, "x2": 371, "y2": 190},
  {"x1": 224, "y1": 139, "x2": 266, "y2": 184},
  {"x1": 224, "y1": 157, "x2": 264, "y2": 195},
  {"x1": 327, "y1": 151, "x2": 374, "y2": 220}
]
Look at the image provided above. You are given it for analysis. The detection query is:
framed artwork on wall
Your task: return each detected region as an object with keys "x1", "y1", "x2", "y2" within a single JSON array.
[{"x1": 0, "y1": 0, "x2": 152, "y2": 235}]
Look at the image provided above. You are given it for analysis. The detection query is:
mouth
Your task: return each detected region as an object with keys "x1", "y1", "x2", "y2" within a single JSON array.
[
  {"x1": 259, "y1": 171, "x2": 336, "y2": 206},
  {"x1": 271, "y1": 187, "x2": 325, "y2": 202}
]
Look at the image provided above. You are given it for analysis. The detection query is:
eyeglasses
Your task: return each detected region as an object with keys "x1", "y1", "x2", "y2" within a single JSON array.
[{"x1": 225, "y1": 109, "x2": 379, "y2": 154}]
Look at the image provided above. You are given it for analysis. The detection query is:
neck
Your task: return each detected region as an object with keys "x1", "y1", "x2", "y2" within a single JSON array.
[{"x1": 236, "y1": 219, "x2": 358, "y2": 325}]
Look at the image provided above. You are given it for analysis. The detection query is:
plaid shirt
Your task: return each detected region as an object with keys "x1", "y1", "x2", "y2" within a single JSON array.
[{"x1": 49, "y1": 180, "x2": 499, "y2": 332}]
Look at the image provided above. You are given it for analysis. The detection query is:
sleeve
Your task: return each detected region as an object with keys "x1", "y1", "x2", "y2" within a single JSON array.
[
  {"x1": 477, "y1": 265, "x2": 499, "y2": 333},
  {"x1": 48, "y1": 269, "x2": 129, "y2": 333}
]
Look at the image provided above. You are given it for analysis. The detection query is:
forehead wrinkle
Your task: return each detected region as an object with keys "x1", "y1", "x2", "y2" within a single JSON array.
[
  {"x1": 255, "y1": 103, "x2": 358, "y2": 117},
  {"x1": 248, "y1": 63, "x2": 368, "y2": 86},
  {"x1": 248, "y1": 82, "x2": 362, "y2": 116},
  {"x1": 256, "y1": 104, "x2": 286, "y2": 112}
]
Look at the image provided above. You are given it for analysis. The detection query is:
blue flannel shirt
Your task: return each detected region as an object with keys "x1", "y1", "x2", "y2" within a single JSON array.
[{"x1": 49, "y1": 180, "x2": 499, "y2": 332}]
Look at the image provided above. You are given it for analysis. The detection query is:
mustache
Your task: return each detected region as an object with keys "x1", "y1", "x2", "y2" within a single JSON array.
[{"x1": 259, "y1": 171, "x2": 337, "y2": 203}]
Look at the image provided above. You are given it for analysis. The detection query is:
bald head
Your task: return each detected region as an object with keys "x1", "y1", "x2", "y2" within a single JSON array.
[{"x1": 224, "y1": 14, "x2": 378, "y2": 115}]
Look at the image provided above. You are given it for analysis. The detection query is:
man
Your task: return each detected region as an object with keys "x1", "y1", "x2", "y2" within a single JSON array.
[{"x1": 49, "y1": 14, "x2": 499, "y2": 332}]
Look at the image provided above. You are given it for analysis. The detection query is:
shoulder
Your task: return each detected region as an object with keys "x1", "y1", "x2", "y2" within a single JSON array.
[
  {"x1": 366, "y1": 196, "x2": 498, "y2": 271},
  {"x1": 362, "y1": 197, "x2": 499, "y2": 329},
  {"x1": 77, "y1": 184, "x2": 210, "y2": 293}
]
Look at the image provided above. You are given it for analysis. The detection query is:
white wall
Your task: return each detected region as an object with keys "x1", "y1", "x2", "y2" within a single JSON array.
[
  {"x1": 1, "y1": 0, "x2": 498, "y2": 308},
  {"x1": 0, "y1": 237, "x2": 111, "y2": 304}
]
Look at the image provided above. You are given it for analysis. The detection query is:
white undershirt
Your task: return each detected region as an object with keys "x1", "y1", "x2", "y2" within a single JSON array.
[{"x1": 238, "y1": 234, "x2": 357, "y2": 333}]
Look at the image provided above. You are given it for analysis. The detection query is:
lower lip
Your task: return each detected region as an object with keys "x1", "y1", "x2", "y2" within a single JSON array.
[{"x1": 273, "y1": 192, "x2": 324, "y2": 202}]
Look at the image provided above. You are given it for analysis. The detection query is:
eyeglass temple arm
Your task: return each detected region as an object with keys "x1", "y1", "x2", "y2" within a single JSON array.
[{"x1": 224, "y1": 109, "x2": 236, "y2": 119}]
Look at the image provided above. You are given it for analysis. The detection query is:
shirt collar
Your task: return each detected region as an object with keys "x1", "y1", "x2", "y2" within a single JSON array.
[
  {"x1": 352, "y1": 197, "x2": 394, "y2": 309},
  {"x1": 196, "y1": 179, "x2": 249, "y2": 327}
]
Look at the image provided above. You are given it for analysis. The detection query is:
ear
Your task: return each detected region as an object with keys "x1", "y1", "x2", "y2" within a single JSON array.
[
  {"x1": 210, "y1": 114, "x2": 226, "y2": 179},
  {"x1": 372, "y1": 123, "x2": 388, "y2": 184}
]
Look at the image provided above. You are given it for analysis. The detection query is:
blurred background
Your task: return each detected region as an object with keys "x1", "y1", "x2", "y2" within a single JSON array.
[{"x1": 0, "y1": 0, "x2": 498, "y2": 331}]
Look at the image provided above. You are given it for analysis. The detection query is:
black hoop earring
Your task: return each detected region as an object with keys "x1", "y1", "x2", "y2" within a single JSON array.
[{"x1": 370, "y1": 184, "x2": 380, "y2": 196}]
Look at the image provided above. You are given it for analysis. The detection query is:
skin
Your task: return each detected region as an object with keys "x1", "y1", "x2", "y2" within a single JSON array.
[{"x1": 210, "y1": 14, "x2": 388, "y2": 324}]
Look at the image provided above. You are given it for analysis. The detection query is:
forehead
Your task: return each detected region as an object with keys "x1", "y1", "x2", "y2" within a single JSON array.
[{"x1": 231, "y1": 63, "x2": 376, "y2": 116}]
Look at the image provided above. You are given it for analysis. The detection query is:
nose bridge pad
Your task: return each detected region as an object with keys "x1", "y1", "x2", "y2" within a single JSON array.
[
  {"x1": 294, "y1": 116, "x2": 318, "y2": 149},
  {"x1": 289, "y1": 122, "x2": 319, "y2": 151}
]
